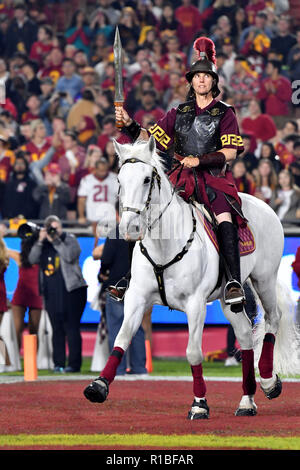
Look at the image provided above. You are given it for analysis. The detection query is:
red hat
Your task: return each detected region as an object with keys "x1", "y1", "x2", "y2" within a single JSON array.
[{"x1": 47, "y1": 163, "x2": 61, "y2": 175}]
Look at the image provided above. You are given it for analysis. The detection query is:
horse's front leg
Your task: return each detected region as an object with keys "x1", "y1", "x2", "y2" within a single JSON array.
[
  {"x1": 185, "y1": 298, "x2": 209, "y2": 420},
  {"x1": 83, "y1": 286, "x2": 152, "y2": 404}
]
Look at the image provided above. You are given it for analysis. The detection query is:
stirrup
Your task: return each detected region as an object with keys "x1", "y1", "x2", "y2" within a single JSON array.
[
  {"x1": 106, "y1": 277, "x2": 129, "y2": 302},
  {"x1": 224, "y1": 280, "x2": 245, "y2": 306}
]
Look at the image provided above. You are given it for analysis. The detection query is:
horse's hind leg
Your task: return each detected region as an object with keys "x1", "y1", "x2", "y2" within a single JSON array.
[
  {"x1": 251, "y1": 275, "x2": 282, "y2": 400},
  {"x1": 220, "y1": 299, "x2": 257, "y2": 416},
  {"x1": 84, "y1": 288, "x2": 151, "y2": 403}
]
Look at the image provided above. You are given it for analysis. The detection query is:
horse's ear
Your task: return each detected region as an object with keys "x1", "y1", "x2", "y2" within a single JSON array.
[
  {"x1": 112, "y1": 138, "x2": 122, "y2": 156},
  {"x1": 148, "y1": 135, "x2": 156, "y2": 155}
]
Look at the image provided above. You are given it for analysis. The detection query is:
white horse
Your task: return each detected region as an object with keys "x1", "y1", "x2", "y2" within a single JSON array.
[{"x1": 84, "y1": 137, "x2": 300, "y2": 418}]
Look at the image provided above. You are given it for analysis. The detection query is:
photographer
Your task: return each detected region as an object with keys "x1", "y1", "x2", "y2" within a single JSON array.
[{"x1": 28, "y1": 215, "x2": 87, "y2": 373}]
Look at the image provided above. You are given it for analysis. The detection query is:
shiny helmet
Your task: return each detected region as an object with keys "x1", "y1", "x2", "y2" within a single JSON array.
[{"x1": 185, "y1": 37, "x2": 220, "y2": 98}]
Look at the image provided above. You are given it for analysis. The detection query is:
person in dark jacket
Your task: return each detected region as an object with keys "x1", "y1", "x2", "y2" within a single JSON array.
[
  {"x1": 5, "y1": 2, "x2": 38, "y2": 57},
  {"x1": 98, "y1": 206, "x2": 147, "y2": 376},
  {"x1": 2, "y1": 154, "x2": 38, "y2": 220},
  {"x1": 28, "y1": 215, "x2": 87, "y2": 372}
]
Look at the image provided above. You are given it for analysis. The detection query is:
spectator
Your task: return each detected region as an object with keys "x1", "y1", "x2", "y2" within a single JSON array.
[
  {"x1": 270, "y1": 169, "x2": 300, "y2": 226},
  {"x1": 287, "y1": 27, "x2": 300, "y2": 82},
  {"x1": 275, "y1": 134, "x2": 298, "y2": 168},
  {"x1": 2, "y1": 153, "x2": 38, "y2": 220},
  {"x1": 33, "y1": 162, "x2": 71, "y2": 220},
  {"x1": 230, "y1": 7, "x2": 249, "y2": 46},
  {"x1": 64, "y1": 9, "x2": 92, "y2": 56},
  {"x1": 241, "y1": 98, "x2": 277, "y2": 146},
  {"x1": 69, "y1": 144, "x2": 103, "y2": 191},
  {"x1": 0, "y1": 134, "x2": 15, "y2": 183},
  {"x1": 270, "y1": 17, "x2": 296, "y2": 66},
  {"x1": 39, "y1": 47, "x2": 64, "y2": 85},
  {"x1": 28, "y1": 215, "x2": 87, "y2": 373},
  {"x1": 117, "y1": 7, "x2": 140, "y2": 49},
  {"x1": 67, "y1": 88, "x2": 99, "y2": 133},
  {"x1": 5, "y1": 2, "x2": 38, "y2": 57},
  {"x1": 8, "y1": 229, "x2": 42, "y2": 351},
  {"x1": 0, "y1": 234, "x2": 9, "y2": 324},
  {"x1": 98, "y1": 204, "x2": 147, "y2": 376},
  {"x1": 231, "y1": 158, "x2": 256, "y2": 195},
  {"x1": 125, "y1": 74, "x2": 155, "y2": 116},
  {"x1": 133, "y1": 90, "x2": 165, "y2": 125},
  {"x1": 77, "y1": 157, "x2": 119, "y2": 235},
  {"x1": 238, "y1": 134, "x2": 258, "y2": 173},
  {"x1": 76, "y1": 115, "x2": 98, "y2": 148},
  {"x1": 230, "y1": 56, "x2": 259, "y2": 117},
  {"x1": 21, "y1": 94, "x2": 43, "y2": 124},
  {"x1": 22, "y1": 60, "x2": 41, "y2": 95},
  {"x1": 245, "y1": 1, "x2": 267, "y2": 26},
  {"x1": 220, "y1": 37, "x2": 237, "y2": 84},
  {"x1": 55, "y1": 58, "x2": 84, "y2": 101},
  {"x1": 253, "y1": 158, "x2": 278, "y2": 205},
  {"x1": 175, "y1": 0, "x2": 205, "y2": 48},
  {"x1": 57, "y1": 129, "x2": 86, "y2": 208},
  {"x1": 0, "y1": 58, "x2": 9, "y2": 87},
  {"x1": 80, "y1": 67, "x2": 99, "y2": 92},
  {"x1": 131, "y1": 56, "x2": 164, "y2": 94},
  {"x1": 21, "y1": 119, "x2": 51, "y2": 163},
  {"x1": 96, "y1": 115, "x2": 121, "y2": 153},
  {"x1": 29, "y1": 24, "x2": 54, "y2": 67},
  {"x1": 256, "y1": 59, "x2": 292, "y2": 127},
  {"x1": 157, "y1": 2, "x2": 185, "y2": 45},
  {"x1": 90, "y1": 10, "x2": 113, "y2": 45},
  {"x1": 259, "y1": 141, "x2": 283, "y2": 174}
]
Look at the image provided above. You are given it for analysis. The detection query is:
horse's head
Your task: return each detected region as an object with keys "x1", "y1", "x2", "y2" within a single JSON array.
[{"x1": 113, "y1": 136, "x2": 161, "y2": 241}]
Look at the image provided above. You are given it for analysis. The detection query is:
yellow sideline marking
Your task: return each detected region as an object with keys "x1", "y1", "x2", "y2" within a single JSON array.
[{"x1": 0, "y1": 434, "x2": 299, "y2": 450}]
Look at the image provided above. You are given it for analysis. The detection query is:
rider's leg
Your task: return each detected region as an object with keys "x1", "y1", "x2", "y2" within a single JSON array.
[{"x1": 215, "y1": 211, "x2": 245, "y2": 305}]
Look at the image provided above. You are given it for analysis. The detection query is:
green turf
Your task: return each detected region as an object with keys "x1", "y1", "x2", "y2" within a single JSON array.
[{"x1": 1, "y1": 357, "x2": 299, "y2": 379}]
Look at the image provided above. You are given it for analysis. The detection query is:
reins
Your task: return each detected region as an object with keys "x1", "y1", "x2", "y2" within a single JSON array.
[{"x1": 119, "y1": 156, "x2": 196, "y2": 307}]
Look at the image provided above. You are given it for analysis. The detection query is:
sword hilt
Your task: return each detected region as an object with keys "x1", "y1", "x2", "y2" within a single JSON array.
[{"x1": 114, "y1": 101, "x2": 124, "y2": 129}]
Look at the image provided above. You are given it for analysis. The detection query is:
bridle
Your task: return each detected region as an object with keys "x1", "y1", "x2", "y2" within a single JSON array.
[{"x1": 120, "y1": 157, "x2": 161, "y2": 219}]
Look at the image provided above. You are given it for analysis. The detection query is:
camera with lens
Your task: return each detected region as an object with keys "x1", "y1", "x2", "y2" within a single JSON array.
[
  {"x1": 46, "y1": 225, "x2": 57, "y2": 237},
  {"x1": 17, "y1": 222, "x2": 41, "y2": 240}
]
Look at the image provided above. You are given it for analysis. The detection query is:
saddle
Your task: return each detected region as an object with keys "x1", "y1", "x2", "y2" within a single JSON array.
[{"x1": 192, "y1": 202, "x2": 256, "y2": 257}]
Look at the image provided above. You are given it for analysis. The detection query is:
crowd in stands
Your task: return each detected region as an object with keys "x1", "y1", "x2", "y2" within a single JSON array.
[{"x1": 0, "y1": 0, "x2": 299, "y2": 231}]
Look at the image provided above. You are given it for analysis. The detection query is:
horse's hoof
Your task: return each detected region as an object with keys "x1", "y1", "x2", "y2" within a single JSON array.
[
  {"x1": 235, "y1": 407, "x2": 257, "y2": 417},
  {"x1": 260, "y1": 374, "x2": 282, "y2": 400},
  {"x1": 83, "y1": 377, "x2": 109, "y2": 403},
  {"x1": 235, "y1": 395, "x2": 257, "y2": 416},
  {"x1": 187, "y1": 399, "x2": 209, "y2": 420}
]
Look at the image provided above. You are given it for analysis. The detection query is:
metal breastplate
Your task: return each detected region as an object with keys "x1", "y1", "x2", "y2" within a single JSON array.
[{"x1": 174, "y1": 100, "x2": 231, "y2": 157}]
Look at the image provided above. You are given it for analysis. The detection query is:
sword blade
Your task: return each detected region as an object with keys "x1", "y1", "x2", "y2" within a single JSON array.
[{"x1": 113, "y1": 26, "x2": 124, "y2": 103}]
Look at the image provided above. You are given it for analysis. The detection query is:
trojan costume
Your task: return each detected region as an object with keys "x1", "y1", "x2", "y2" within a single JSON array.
[{"x1": 109, "y1": 37, "x2": 246, "y2": 307}]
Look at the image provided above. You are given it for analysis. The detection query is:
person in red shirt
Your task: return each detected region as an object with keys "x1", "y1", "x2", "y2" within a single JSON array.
[
  {"x1": 96, "y1": 115, "x2": 121, "y2": 153},
  {"x1": 0, "y1": 135, "x2": 15, "y2": 183},
  {"x1": 256, "y1": 60, "x2": 292, "y2": 125},
  {"x1": 21, "y1": 119, "x2": 51, "y2": 163},
  {"x1": 133, "y1": 90, "x2": 165, "y2": 124},
  {"x1": 175, "y1": 0, "x2": 205, "y2": 48},
  {"x1": 39, "y1": 47, "x2": 64, "y2": 85},
  {"x1": 29, "y1": 24, "x2": 54, "y2": 67},
  {"x1": 245, "y1": 0, "x2": 266, "y2": 25},
  {"x1": 21, "y1": 94, "x2": 42, "y2": 124},
  {"x1": 242, "y1": 98, "x2": 277, "y2": 143}
]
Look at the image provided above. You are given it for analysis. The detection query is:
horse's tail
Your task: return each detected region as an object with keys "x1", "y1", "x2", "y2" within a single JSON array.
[{"x1": 253, "y1": 277, "x2": 300, "y2": 376}]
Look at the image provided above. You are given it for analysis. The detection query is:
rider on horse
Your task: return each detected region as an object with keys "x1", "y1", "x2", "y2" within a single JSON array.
[{"x1": 112, "y1": 36, "x2": 246, "y2": 307}]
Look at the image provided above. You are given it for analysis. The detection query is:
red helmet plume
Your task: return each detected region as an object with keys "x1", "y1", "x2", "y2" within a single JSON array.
[{"x1": 193, "y1": 37, "x2": 216, "y2": 66}]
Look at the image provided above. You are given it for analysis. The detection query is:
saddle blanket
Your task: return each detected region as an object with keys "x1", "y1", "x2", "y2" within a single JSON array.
[{"x1": 194, "y1": 206, "x2": 256, "y2": 257}]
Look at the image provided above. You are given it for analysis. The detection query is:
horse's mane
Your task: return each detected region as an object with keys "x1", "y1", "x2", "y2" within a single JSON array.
[{"x1": 117, "y1": 139, "x2": 166, "y2": 171}]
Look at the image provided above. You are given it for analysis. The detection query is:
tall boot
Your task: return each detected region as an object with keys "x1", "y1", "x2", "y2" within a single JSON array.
[
  {"x1": 107, "y1": 241, "x2": 135, "y2": 301},
  {"x1": 217, "y1": 221, "x2": 245, "y2": 306}
]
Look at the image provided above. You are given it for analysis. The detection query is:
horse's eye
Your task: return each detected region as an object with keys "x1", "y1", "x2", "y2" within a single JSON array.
[{"x1": 143, "y1": 176, "x2": 151, "y2": 184}]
